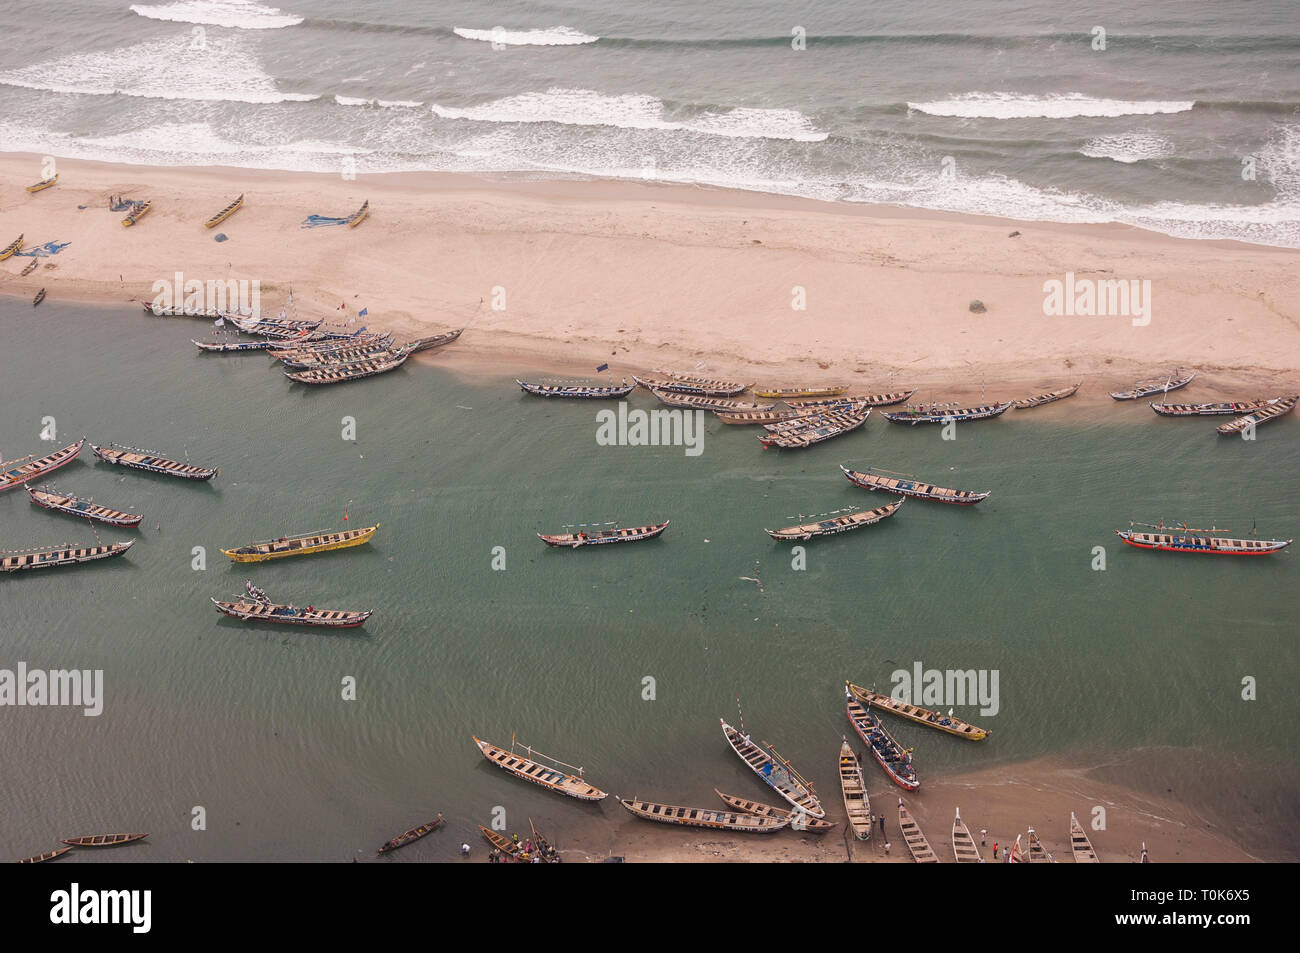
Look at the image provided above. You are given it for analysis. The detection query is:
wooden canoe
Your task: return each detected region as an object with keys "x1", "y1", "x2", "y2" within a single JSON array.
[
  {"x1": 846, "y1": 682, "x2": 990, "y2": 740},
  {"x1": 1070, "y1": 812, "x2": 1098, "y2": 862},
  {"x1": 1151, "y1": 398, "x2": 1276, "y2": 416},
  {"x1": 211, "y1": 597, "x2": 373, "y2": 628},
  {"x1": 16, "y1": 846, "x2": 73, "y2": 864},
  {"x1": 1110, "y1": 369, "x2": 1195, "y2": 400},
  {"x1": 538, "y1": 521, "x2": 668, "y2": 548},
  {"x1": 2, "y1": 540, "x2": 134, "y2": 573},
  {"x1": 220, "y1": 524, "x2": 378, "y2": 562},
  {"x1": 785, "y1": 389, "x2": 915, "y2": 408},
  {"x1": 33, "y1": 288, "x2": 46, "y2": 307},
  {"x1": 951, "y1": 808, "x2": 982, "y2": 863},
  {"x1": 347, "y1": 200, "x2": 369, "y2": 227},
  {"x1": 284, "y1": 351, "x2": 410, "y2": 384},
  {"x1": 517, "y1": 379, "x2": 636, "y2": 399},
  {"x1": 839, "y1": 739, "x2": 872, "y2": 840},
  {"x1": 1014, "y1": 382, "x2": 1081, "y2": 409},
  {"x1": 714, "y1": 407, "x2": 810, "y2": 425},
  {"x1": 26, "y1": 486, "x2": 144, "y2": 527},
  {"x1": 619, "y1": 798, "x2": 788, "y2": 833},
  {"x1": 721, "y1": 719, "x2": 824, "y2": 818},
  {"x1": 528, "y1": 819, "x2": 560, "y2": 863},
  {"x1": 1027, "y1": 826, "x2": 1055, "y2": 863},
  {"x1": 1, "y1": 438, "x2": 85, "y2": 492},
  {"x1": 282, "y1": 345, "x2": 406, "y2": 371},
  {"x1": 1008, "y1": 834, "x2": 1026, "y2": 863},
  {"x1": 882, "y1": 401, "x2": 1013, "y2": 424},
  {"x1": 0, "y1": 234, "x2": 21, "y2": 260},
  {"x1": 193, "y1": 338, "x2": 279, "y2": 352},
  {"x1": 844, "y1": 691, "x2": 920, "y2": 790},
  {"x1": 92, "y1": 443, "x2": 218, "y2": 480},
  {"x1": 712, "y1": 790, "x2": 834, "y2": 832},
  {"x1": 1216, "y1": 394, "x2": 1298, "y2": 435},
  {"x1": 473, "y1": 736, "x2": 607, "y2": 800},
  {"x1": 649, "y1": 388, "x2": 772, "y2": 412},
  {"x1": 26, "y1": 174, "x2": 58, "y2": 192},
  {"x1": 632, "y1": 373, "x2": 749, "y2": 397},
  {"x1": 753, "y1": 384, "x2": 849, "y2": 399},
  {"x1": 377, "y1": 814, "x2": 443, "y2": 853},
  {"x1": 766, "y1": 498, "x2": 903, "y2": 541},
  {"x1": 61, "y1": 833, "x2": 148, "y2": 847},
  {"x1": 758, "y1": 407, "x2": 871, "y2": 449},
  {"x1": 204, "y1": 194, "x2": 244, "y2": 228},
  {"x1": 841, "y1": 465, "x2": 990, "y2": 506},
  {"x1": 121, "y1": 201, "x2": 152, "y2": 227},
  {"x1": 20, "y1": 258, "x2": 38, "y2": 276},
  {"x1": 897, "y1": 799, "x2": 938, "y2": 863},
  {"x1": 478, "y1": 826, "x2": 521, "y2": 858}
]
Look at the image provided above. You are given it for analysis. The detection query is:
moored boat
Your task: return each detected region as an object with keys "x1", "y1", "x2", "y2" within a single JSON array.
[
  {"x1": 1150, "y1": 398, "x2": 1277, "y2": 416},
  {"x1": 785, "y1": 389, "x2": 915, "y2": 408},
  {"x1": 405, "y1": 328, "x2": 463, "y2": 352},
  {"x1": 0, "y1": 234, "x2": 21, "y2": 260},
  {"x1": 60, "y1": 833, "x2": 148, "y2": 847},
  {"x1": 839, "y1": 739, "x2": 872, "y2": 840},
  {"x1": 121, "y1": 200, "x2": 151, "y2": 227},
  {"x1": 377, "y1": 814, "x2": 444, "y2": 854},
  {"x1": 193, "y1": 337, "x2": 278, "y2": 352},
  {"x1": 1027, "y1": 826, "x2": 1055, "y2": 863},
  {"x1": 649, "y1": 388, "x2": 772, "y2": 412},
  {"x1": 1014, "y1": 383, "x2": 1081, "y2": 409},
  {"x1": 753, "y1": 384, "x2": 849, "y2": 399},
  {"x1": 92, "y1": 443, "x2": 218, "y2": 480},
  {"x1": 1070, "y1": 812, "x2": 1099, "y2": 862},
  {"x1": 765, "y1": 498, "x2": 903, "y2": 541},
  {"x1": 230, "y1": 314, "x2": 323, "y2": 334},
  {"x1": 211, "y1": 591, "x2": 373, "y2": 628},
  {"x1": 1, "y1": 438, "x2": 85, "y2": 492},
  {"x1": 1109, "y1": 368, "x2": 1195, "y2": 400},
  {"x1": 882, "y1": 401, "x2": 1013, "y2": 424},
  {"x1": 846, "y1": 681, "x2": 990, "y2": 740},
  {"x1": 517, "y1": 379, "x2": 636, "y2": 399},
  {"x1": 33, "y1": 288, "x2": 45, "y2": 307},
  {"x1": 538, "y1": 520, "x2": 668, "y2": 548},
  {"x1": 478, "y1": 826, "x2": 521, "y2": 858},
  {"x1": 267, "y1": 333, "x2": 393, "y2": 360},
  {"x1": 1115, "y1": 521, "x2": 1291, "y2": 555},
  {"x1": 1216, "y1": 394, "x2": 1297, "y2": 435},
  {"x1": 347, "y1": 200, "x2": 369, "y2": 227},
  {"x1": 26, "y1": 174, "x2": 58, "y2": 192},
  {"x1": 714, "y1": 407, "x2": 809, "y2": 425},
  {"x1": 1, "y1": 540, "x2": 134, "y2": 573},
  {"x1": 220, "y1": 524, "x2": 378, "y2": 562},
  {"x1": 758, "y1": 406, "x2": 870, "y2": 449},
  {"x1": 712, "y1": 790, "x2": 835, "y2": 832},
  {"x1": 632, "y1": 373, "x2": 749, "y2": 397},
  {"x1": 618, "y1": 798, "x2": 788, "y2": 833},
  {"x1": 845, "y1": 690, "x2": 919, "y2": 790},
  {"x1": 841, "y1": 465, "x2": 990, "y2": 505},
  {"x1": 26, "y1": 486, "x2": 144, "y2": 527},
  {"x1": 897, "y1": 799, "x2": 938, "y2": 863},
  {"x1": 20, "y1": 258, "x2": 39, "y2": 276},
  {"x1": 720, "y1": 719, "x2": 824, "y2": 818},
  {"x1": 473, "y1": 736, "x2": 607, "y2": 800},
  {"x1": 281, "y1": 344, "x2": 406, "y2": 371},
  {"x1": 204, "y1": 194, "x2": 244, "y2": 228},
  {"x1": 952, "y1": 808, "x2": 983, "y2": 863},
  {"x1": 285, "y1": 350, "x2": 410, "y2": 384},
  {"x1": 16, "y1": 847, "x2": 73, "y2": 864}
]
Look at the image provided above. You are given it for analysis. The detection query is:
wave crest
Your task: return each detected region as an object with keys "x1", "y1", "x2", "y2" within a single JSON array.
[
  {"x1": 130, "y1": 1, "x2": 303, "y2": 29},
  {"x1": 452, "y1": 26, "x2": 599, "y2": 46},
  {"x1": 909, "y1": 93, "x2": 1195, "y2": 119}
]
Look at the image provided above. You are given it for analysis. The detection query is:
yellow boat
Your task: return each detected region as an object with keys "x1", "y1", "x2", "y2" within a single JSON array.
[
  {"x1": 220, "y1": 524, "x2": 379, "y2": 563},
  {"x1": 122, "y1": 201, "x2": 152, "y2": 227},
  {"x1": 753, "y1": 384, "x2": 849, "y2": 399},
  {"x1": 26, "y1": 173, "x2": 58, "y2": 192},
  {"x1": 1, "y1": 234, "x2": 21, "y2": 261},
  {"x1": 204, "y1": 193, "x2": 244, "y2": 228},
  {"x1": 347, "y1": 199, "x2": 369, "y2": 228}
]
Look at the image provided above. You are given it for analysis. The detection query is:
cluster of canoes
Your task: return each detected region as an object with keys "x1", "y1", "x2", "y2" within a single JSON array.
[{"x1": 17, "y1": 832, "x2": 148, "y2": 864}]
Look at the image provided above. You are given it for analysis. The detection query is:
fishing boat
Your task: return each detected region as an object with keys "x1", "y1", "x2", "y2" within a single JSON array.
[
  {"x1": 92, "y1": 443, "x2": 218, "y2": 480},
  {"x1": 230, "y1": 314, "x2": 323, "y2": 334},
  {"x1": 1109, "y1": 368, "x2": 1195, "y2": 400},
  {"x1": 714, "y1": 407, "x2": 810, "y2": 425},
  {"x1": 517, "y1": 379, "x2": 636, "y2": 399},
  {"x1": 765, "y1": 499, "x2": 903, "y2": 542},
  {"x1": 26, "y1": 174, "x2": 58, "y2": 192},
  {"x1": 841, "y1": 465, "x2": 990, "y2": 505},
  {"x1": 1027, "y1": 826, "x2": 1055, "y2": 863},
  {"x1": 632, "y1": 373, "x2": 749, "y2": 397},
  {"x1": 720, "y1": 719, "x2": 824, "y2": 818},
  {"x1": 785, "y1": 389, "x2": 915, "y2": 408},
  {"x1": 753, "y1": 384, "x2": 849, "y2": 399},
  {"x1": 26, "y1": 486, "x2": 143, "y2": 527},
  {"x1": 16, "y1": 847, "x2": 73, "y2": 864},
  {"x1": 347, "y1": 200, "x2": 370, "y2": 227},
  {"x1": 845, "y1": 690, "x2": 920, "y2": 790},
  {"x1": 846, "y1": 682, "x2": 990, "y2": 740},
  {"x1": 649, "y1": 388, "x2": 773, "y2": 412},
  {"x1": 1116, "y1": 520, "x2": 1291, "y2": 555},
  {"x1": 618, "y1": 798, "x2": 788, "y2": 833},
  {"x1": 193, "y1": 337, "x2": 279, "y2": 352},
  {"x1": 712, "y1": 790, "x2": 835, "y2": 832},
  {"x1": 1, "y1": 438, "x2": 84, "y2": 492},
  {"x1": 0, "y1": 234, "x2": 21, "y2": 260},
  {"x1": 758, "y1": 407, "x2": 871, "y2": 449},
  {"x1": 285, "y1": 351, "x2": 411, "y2": 384},
  {"x1": 1, "y1": 540, "x2": 134, "y2": 573},
  {"x1": 472, "y1": 736, "x2": 607, "y2": 800},
  {"x1": 478, "y1": 826, "x2": 521, "y2": 859},
  {"x1": 20, "y1": 258, "x2": 38, "y2": 276},
  {"x1": 144, "y1": 303, "x2": 247, "y2": 319},
  {"x1": 1008, "y1": 834, "x2": 1026, "y2": 863},
  {"x1": 281, "y1": 344, "x2": 407, "y2": 371},
  {"x1": 952, "y1": 808, "x2": 983, "y2": 863},
  {"x1": 1014, "y1": 383, "x2": 1081, "y2": 409},
  {"x1": 1216, "y1": 394, "x2": 1298, "y2": 435},
  {"x1": 1150, "y1": 398, "x2": 1277, "y2": 417},
  {"x1": 377, "y1": 814, "x2": 444, "y2": 854},
  {"x1": 121, "y1": 201, "x2": 151, "y2": 227},
  {"x1": 839, "y1": 739, "x2": 872, "y2": 840},
  {"x1": 405, "y1": 328, "x2": 463, "y2": 352},
  {"x1": 204, "y1": 194, "x2": 244, "y2": 228},
  {"x1": 212, "y1": 592, "x2": 374, "y2": 629},
  {"x1": 60, "y1": 833, "x2": 148, "y2": 847},
  {"x1": 537, "y1": 520, "x2": 668, "y2": 548},
  {"x1": 897, "y1": 799, "x2": 938, "y2": 863},
  {"x1": 529, "y1": 820, "x2": 560, "y2": 863},
  {"x1": 33, "y1": 288, "x2": 46, "y2": 307},
  {"x1": 220, "y1": 524, "x2": 378, "y2": 562},
  {"x1": 882, "y1": 401, "x2": 1013, "y2": 424},
  {"x1": 268, "y1": 336, "x2": 391, "y2": 361},
  {"x1": 1070, "y1": 812, "x2": 1098, "y2": 862}
]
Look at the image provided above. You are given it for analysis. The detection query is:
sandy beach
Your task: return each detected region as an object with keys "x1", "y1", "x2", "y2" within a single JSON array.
[{"x1": 2, "y1": 154, "x2": 1297, "y2": 403}]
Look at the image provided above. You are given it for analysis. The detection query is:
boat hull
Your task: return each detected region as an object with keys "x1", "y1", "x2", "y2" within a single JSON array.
[
  {"x1": 1116, "y1": 530, "x2": 1290, "y2": 555},
  {"x1": 220, "y1": 525, "x2": 378, "y2": 562},
  {"x1": 1, "y1": 439, "x2": 85, "y2": 492}
]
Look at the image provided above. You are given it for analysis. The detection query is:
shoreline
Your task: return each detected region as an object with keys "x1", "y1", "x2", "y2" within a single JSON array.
[{"x1": 3, "y1": 154, "x2": 1297, "y2": 406}]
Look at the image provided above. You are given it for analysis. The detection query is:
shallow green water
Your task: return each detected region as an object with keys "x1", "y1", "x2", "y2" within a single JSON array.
[{"x1": 1, "y1": 299, "x2": 1296, "y2": 861}]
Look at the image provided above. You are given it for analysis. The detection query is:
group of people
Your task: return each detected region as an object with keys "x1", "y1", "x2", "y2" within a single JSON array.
[{"x1": 486, "y1": 833, "x2": 562, "y2": 863}]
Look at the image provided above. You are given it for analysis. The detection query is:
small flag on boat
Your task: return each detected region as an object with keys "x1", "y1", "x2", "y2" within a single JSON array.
[
  {"x1": 358, "y1": 308, "x2": 367, "y2": 317},
  {"x1": 343, "y1": 509, "x2": 349, "y2": 521},
  {"x1": 596, "y1": 363, "x2": 609, "y2": 372}
]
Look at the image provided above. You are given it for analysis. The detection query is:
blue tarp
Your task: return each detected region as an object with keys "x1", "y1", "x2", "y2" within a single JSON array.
[
  {"x1": 15, "y1": 241, "x2": 71, "y2": 258},
  {"x1": 300, "y1": 215, "x2": 350, "y2": 229}
]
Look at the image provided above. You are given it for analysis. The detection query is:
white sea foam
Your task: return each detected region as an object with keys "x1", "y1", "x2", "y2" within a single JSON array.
[
  {"x1": 129, "y1": 1, "x2": 303, "y2": 29},
  {"x1": 452, "y1": 26, "x2": 599, "y2": 46},
  {"x1": 0, "y1": 34, "x2": 318, "y2": 103},
  {"x1": 1080, "y1": 134, "x2": 1176, "y2": 163},
  {"x1": 431, "y1": 88, "x2": 827, "y2": 141},
  {"x1": 335, "y1": 95, "x2": 423, "y2": 108},
  {"x1": 909, "y1": 93, "x2": 1195, "y2": 119}
]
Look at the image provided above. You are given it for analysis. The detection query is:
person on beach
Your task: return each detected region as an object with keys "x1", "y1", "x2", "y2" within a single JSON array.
[
  {"x1": 993, "y1": 842, "x2": 999, "y2": 860},
  {"x1": 981, "y1": 828, "x2": 987, "y2": 846}
]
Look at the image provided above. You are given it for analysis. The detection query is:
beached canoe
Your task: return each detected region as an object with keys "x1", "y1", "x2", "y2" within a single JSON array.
[
  {"x1": 839, "y1": 739, "x2": 872, "y2": 840},
  {"x1": 1014, "y1": 383, "x2": 1081, "y2": 409},
  {"x1": 1026, "y1": 826, "x2": 1056, "y2": 862},
  {"x1": 204, "y1": 194, "x2": 244, "y2": 228},
  {"x1": 473, "y1": 736, "x2": 607, "y2": 800},
  {"x1": 285, "y1": 351, "x2": 411, "y2": 384},
  {"x1": 20, "y1": 258, "x2": 38, "y2": 276},
  {"x1": 61, "y1": 833, "x2": 148, "y2": 847},
  {"x1": 26, "y1": 174, "x2": 58, "y2": 192},
  {"x1": 785, "y1": 390, "x2": 915, "y2": 408},
  {"x1": 846, "y1": 681, "x2": 990, "y2": 740},
  {"x1": 1, "y1": 438, "x2": 85, "y2": 492},
  {"x1": 347, "y1": 200, "x2": 369, "y2": 227},
  {"x1": 517, "y1": 379, "x2": 636, "y2": 399},
  {"x1": 1, "y1": 234, "x2": 21, "y2": 260},
  {"x1": 618, "y1": 798, "x2": 788, "y2": 833},
  {"x1": 845, "y1": 690, "x2": 920, "y2": 790},
  {"x1": 1150, "y1": 398, "x2": 1276, "y2": 416},
  {"x1": 478, "y1": 826, "x2": 521, "y2": 858},
  {"x1": 721, "y1": 719, "x2": 824, "y2": 818},
  {"x1": 377, "y1": 814, "x2": 443, "y2": 854},
  {"x1": 753, "y1": 384, "x2": 849, "y2": 399},
  {"x1": 1216, "y1": 394, "x2": 1297, "y2": 435},
  {"x1": 952, "y1": 808, "x2": 983, "y2": 863},
  {"x1": 1070, "y1": 812, "x2": 1099, "y2": 862},
  {"x1": 882, "y1": 401, "x2": 1013, "y2": 424},
  {"x1": 712, "y1": 790, "x2": 835, "y2": 832},
  {"x1": 220, "y1": 524, "x2": 378, "y2": 562},
  {"x1": 897, "y1": 799, "x2": 938, "y2": 863},
  {"x1": 1109, "y1": 369, "x2": 1195, "y2": 400},
  {"x1": 121, "y1": 201, "x2": 152, "y2": 227},
  {"x1": 633, "y1": 373, "x2": 749, "y2": 397}
]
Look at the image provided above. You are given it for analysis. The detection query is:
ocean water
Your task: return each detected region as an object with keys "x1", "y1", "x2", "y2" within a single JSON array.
[
  {"x1": 1, "y1": 300, "x2": 1296, "y2": 860},
  {"x1": 0, "y1": 0, "x2": 1297, "y2": 246}
]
